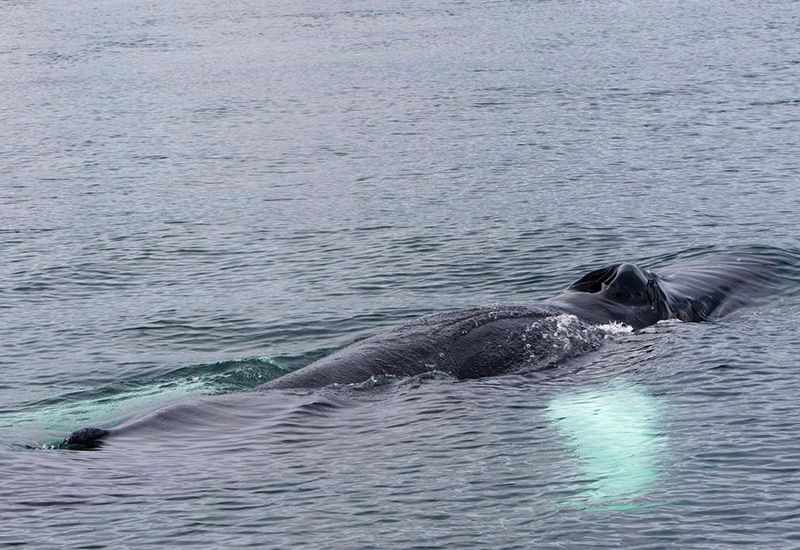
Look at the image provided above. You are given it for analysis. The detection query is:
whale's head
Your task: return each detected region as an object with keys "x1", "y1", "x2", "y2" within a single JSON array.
[
  {"x1": 551, "y1": 263, "x2": 670, "y2": 328},
  {"x1": 567, "y1": 263, "x2": 655, "y2": 305}
]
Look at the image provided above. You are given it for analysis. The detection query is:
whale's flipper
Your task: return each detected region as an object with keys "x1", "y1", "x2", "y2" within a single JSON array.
[{"x1": 60, "y1": 427, "x2": 111, "y2": 450}]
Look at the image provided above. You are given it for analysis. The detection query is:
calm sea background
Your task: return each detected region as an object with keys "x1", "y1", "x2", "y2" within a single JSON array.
[{"x1": 2, "y1": 0, "x2": 800, "y2": 547}]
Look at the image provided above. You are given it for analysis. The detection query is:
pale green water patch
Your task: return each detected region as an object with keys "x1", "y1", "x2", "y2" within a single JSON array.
[
  {"x1": 546, "y1": 380, "x2": 667, "y2": 510},
  {"x1": 2, "y1": 356, "x2": 288, "y2": 445}
]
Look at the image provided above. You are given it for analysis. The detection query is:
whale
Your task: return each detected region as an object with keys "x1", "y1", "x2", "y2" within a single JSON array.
[
  {"x1": 60, "y1": 253, "x2": 786, "y2": 449},
  {"x1": 259, "y1": 256, "x2": 780, "y2": 390}
]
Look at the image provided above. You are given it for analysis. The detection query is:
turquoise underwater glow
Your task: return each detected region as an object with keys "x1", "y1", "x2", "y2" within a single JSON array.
[
  {"x1": 10, "y1": 377, "x2": 212, "y2": 438},
  {"x1": 4, "y1": 357, "x2": 286, "y2": 444},
  {"x1": 547, "y1": 381, "x2": 667, "y2": 510}
]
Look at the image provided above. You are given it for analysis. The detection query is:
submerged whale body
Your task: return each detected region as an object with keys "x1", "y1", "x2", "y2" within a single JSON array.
[{"x1": 62, "y1": 254, "x2": 785, "y2": 449}]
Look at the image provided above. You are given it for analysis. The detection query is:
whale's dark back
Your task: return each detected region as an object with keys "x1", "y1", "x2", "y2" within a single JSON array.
[{"x1": 259, "y1": 305, "x2": 560, "y2": 390}]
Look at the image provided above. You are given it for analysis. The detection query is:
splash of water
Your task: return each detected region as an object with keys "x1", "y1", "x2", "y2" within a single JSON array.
[
  {"x1": 546, "y1": 380, "x2": 666, "y2": 510},
  {"x1": 520, "y1": 314, "x2": 633, "y2": 367}
]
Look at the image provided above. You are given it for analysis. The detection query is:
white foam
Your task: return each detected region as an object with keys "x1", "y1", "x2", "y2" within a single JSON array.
[{"x1": 597, "y1": 321, "x2": 634, "y2": 335}]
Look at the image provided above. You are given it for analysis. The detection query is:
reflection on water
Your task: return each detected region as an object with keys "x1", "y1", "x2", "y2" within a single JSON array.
[{"x1": 547, "y1": 381, "x2": 666, "y2": 510}]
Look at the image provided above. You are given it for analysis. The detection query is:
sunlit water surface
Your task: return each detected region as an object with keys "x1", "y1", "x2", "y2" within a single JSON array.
[{"x1": 2, "y1": 0, "x2": 800, "y2": 547}]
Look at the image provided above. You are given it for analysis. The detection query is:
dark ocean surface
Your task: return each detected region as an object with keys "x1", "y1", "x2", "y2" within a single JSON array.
[{"x1": 2, "y1": 0, "x2": 800, "y2": 547}]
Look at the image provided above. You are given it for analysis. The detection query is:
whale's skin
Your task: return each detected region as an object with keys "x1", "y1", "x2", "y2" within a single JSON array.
[
  {"x1": 60, "y1": 254, "x2": 784, "y2": 449},
  {"x1": 260, "y1": 305, "x2": 562, "y2": 390}
]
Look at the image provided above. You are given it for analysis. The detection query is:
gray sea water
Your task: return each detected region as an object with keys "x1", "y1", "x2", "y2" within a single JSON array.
[{"x1": 2, "y1": 0, "x2": 800, "y2": 547}]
